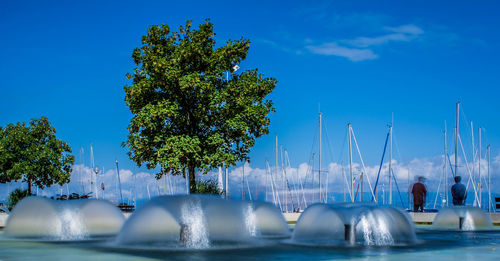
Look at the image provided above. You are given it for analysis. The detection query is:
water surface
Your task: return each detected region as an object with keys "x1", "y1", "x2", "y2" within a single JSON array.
[{"x1": 1, "y1": 230, "x2": 499, "y2": 260}]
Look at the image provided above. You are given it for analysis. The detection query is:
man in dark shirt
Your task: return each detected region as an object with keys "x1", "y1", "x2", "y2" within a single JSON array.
[
  {"x1": 451, "y1": 176, "x2": 467, "y2": 205},
  {"x1": 411, "y1": 176, "x2": 427, "y2": 212}
]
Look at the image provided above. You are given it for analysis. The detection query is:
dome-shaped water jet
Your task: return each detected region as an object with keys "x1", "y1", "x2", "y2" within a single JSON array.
[
  {"x1": 292, "y1": 203, "x2": 416, "y2": 246},
  {"x1": 4, "y1": 196, "x2": 125, "y2": 240},
  {"x1": 115, "y1": 195, "x2": 290, "y2": 249},
  {"x1": 432, "y1": 206, "x2": 493, "y2": 231}
]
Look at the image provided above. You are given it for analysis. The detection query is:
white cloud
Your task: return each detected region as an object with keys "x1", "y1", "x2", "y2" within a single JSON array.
[
  {"x1": 385, "y1": 24, "x2": 424, "y2": 35},
  {"x1": 306, "y1": 42, "x2": 378, "y2": 61},
  {"x1": 305, "y1": 24, "x2": 424, "y2": 61},
  {"x1": 343, "y1": 33, "x2": 411, "y2": 48},
  {"x1": 2, "y1": 151, "x2": 499, "y2": 207},
  {"x1": 345, "y1": 24, "x2": 424, "y2": 48}
]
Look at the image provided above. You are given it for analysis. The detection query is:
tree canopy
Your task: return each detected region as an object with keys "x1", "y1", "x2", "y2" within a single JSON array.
[
  {"x1": 124, "y1": 20, "x2": 276, "y2": 193},
  {"x1": 0, "y1": 117, "x2": 75, "y2": 194}
]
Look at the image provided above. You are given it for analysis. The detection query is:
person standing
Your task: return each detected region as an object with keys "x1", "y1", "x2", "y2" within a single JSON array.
[
  {"x1": 451, "y1": 176, "x2": 467, "y2": 205},
  {"x1": 411, "y1": 176, "x2": 427, "y2": 212}
]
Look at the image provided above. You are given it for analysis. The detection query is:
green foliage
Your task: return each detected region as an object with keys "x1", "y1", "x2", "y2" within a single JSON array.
[
  {"x1": 0, "y1": 117, "x2": 75, "y2": 194},
  {"x1": 195, "y1": 179, "x2": 223, "y2": 195},
  {"x1": 124, "y1": 20, "x2": 276, "y2": 192},
  {"x1": 7, "y1": 188, "x2": 32, "y2": 210}
]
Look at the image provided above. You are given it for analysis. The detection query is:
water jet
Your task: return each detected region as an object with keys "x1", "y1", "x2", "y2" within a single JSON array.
[
  {"x1": 432, "y1": 206, "x2": 493, "y2": 231},
  {"x1": 292, "y1": 203, "x2": 416, "y2": 246},
  {"x1": 115, "y1": 195, "x2": 290, "y2": 249},
  {"x1": 4, "y1": 196, "x2": 125, "y2": 240}
]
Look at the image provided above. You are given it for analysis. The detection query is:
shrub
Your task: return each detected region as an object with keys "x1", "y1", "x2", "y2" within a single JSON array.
[
  {"x1": 195, "y1": 179, "x2": 223, "y2": 195},
  {"x1": 7, "y1": 188, "x2": 32, "y2": 210}
]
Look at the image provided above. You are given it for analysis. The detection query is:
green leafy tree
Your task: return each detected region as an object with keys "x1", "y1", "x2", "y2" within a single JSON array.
[
  {"x1": 0, "y1": 117, "x2": 75, "y2": 194},
  {"x1": 7, "y1": 188, "x2": 32, "y2": 210},
  {"x1": 124, "y1": 20, "x2": 276, "y2": 193},
  {"x1": 195, "y1": 179, "x2": 223, "y2": 195}
]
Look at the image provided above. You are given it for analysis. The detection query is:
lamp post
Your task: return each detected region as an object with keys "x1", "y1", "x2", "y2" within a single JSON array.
[{"x1": 223, "y1": 64, "x2": 239, "y2": 200}]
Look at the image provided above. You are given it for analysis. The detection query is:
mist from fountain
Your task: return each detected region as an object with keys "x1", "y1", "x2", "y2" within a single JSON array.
[
  {"x1": 292, "y1": 203, "x2": 416, "y2": 246},
  {"x1": 179, "y1": 198, "x2": 209, "y2": 248},
  {"x1": 4, "y1": 197, "x2": 125, "y2": 240},
  {"x1": 357, "y1": 209, "x2": 394, "y2": 245},
  {"x1": 114, "y1": 195, "x2": 290, "y2": 249},
  {"x1": 58, "y1": 205, "x2": 87, "y2": 240},
  {"x1": 432, "y1": 206, "x2": 493, "y2": 231},
  {"x1": 244, "y1": 204, "x2": 257, "y2": 237}
]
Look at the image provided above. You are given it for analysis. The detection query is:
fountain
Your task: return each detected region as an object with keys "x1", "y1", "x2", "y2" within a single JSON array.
[
  {"x1": 291, "y1": 203, "x2": 417, "y2": 246},
  {"x1": 432, "y1": 206, "x2": 493, "y2": 231},
  {"x1": 2, "y1": 197, "x2": 500, "y2": 260},
  {"x1": 4, "y1": 196, "x2": 125, "y2": 240},
  {"x1": 114, "y1": 195, "x2": 290, "y2": 249}
]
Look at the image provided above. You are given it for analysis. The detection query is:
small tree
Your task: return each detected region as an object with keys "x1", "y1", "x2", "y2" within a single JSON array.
[
  {"x1": 0, "y1": 117, "x2": 75, "y2": 194},
  {"x1": 195, "y1": 179, "x2": 223, "y2": 195},
  {"x1": 124, "y1": 20, "x2": 276, "y2": 193},
  {"x1": 7, "y1": 189, "x2": 32, "y2": 210}
]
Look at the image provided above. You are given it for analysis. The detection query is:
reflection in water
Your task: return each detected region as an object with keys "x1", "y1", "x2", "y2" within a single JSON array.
[{"x1": 3, "y1": 229, "x2": 500, "y2": 260}]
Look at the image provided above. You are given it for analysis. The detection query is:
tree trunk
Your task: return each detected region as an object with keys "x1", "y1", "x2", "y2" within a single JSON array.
[
  {"x1": 189, "y1": 164, "x2": 196, "y2": 193},
  {"x1": 28, "y1": 179, "x2": 32, "y2": 195}
]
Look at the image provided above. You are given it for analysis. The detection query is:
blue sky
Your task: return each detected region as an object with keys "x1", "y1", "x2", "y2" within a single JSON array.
[{"x1": 1, "y1": 1, "x2": 500, "y2": 203}]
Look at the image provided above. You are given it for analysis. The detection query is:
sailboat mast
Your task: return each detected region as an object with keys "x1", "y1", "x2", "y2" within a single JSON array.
[
  {"x1": 90, "y1": 144, "x2": 99, "y2": 199},
  {"x1": 348, "y1": 124, "x2": 354, "y2": 202},
  {"x1": 319, "y1": 112, "x2": 322, "y2": 203},
  {"x1": 133, "y1": 173, "x2": 137, "y2": 207},
  {"x1": 471, "y1": 121, "x2": 476, "y2": 206},
  {"x1": 186, "y1": 169, "x2": 190, "y2": 195},
  {"x1": 245, "y1": 161, "x2": 253, "y2": 201},
  {"x1": 242, "y1": 161, "x2": 245, "y2": 200},
  {"x1": 342, "y1": 161, "x2": 346, "y2": 202},
  {"x1": 95, "y1": 146, "x2": 99, "y2": 199},
  {"x1": 275, "y1": 135, "x2": 279, "y2": 204},
  {"x1": 487, "y1": 144, "x2": 491, "y2": 212},
  {"x1": 360, "y1": 172, "x2": 363, "y2": 202},
  {"x1": 218, "y1": 166, "x2": 223, "y2": 197},
  {"x1": 444, "y1": 126, "x2": 448, "y2": 206},
  {"x1": 265, "y1": 160, "x2": 268, "y2": 202},
  {"x1": 408, "y1": 168, "x2": 411, "y2": 210},
  {"x1": 162, "y1": 170, "x2": 166, "y2": 195},
  {"x1": 455, "y1": 102, "x2": 460, "y2": 177},
  {"x1": 101, "y1": 167, "x2": 105, "y2": 199},
  {"x1": 225, "y1": 166, "x2": 229, "y2": 199},
  {"x1": 311, "y1": 153, "x2": 315, "y2": 203},
  {"x1": 79, "y1": 147, "x2": 84, "y2": 194},
  {"x1": 478, "y1": 126, "x2": 482, "y2": 208},
  {"x1": 389, "y1": 126, "x2": 393, "y2": 205},
  {"x1": 90, "y1": 144, "x2": 94, "y2": 197},
  {"x1": 281, "y1": 145, "x2": 287, "y2": 212},
  {"x1": 115, "y1": 160, "x2": 123, "y2": 203}
]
